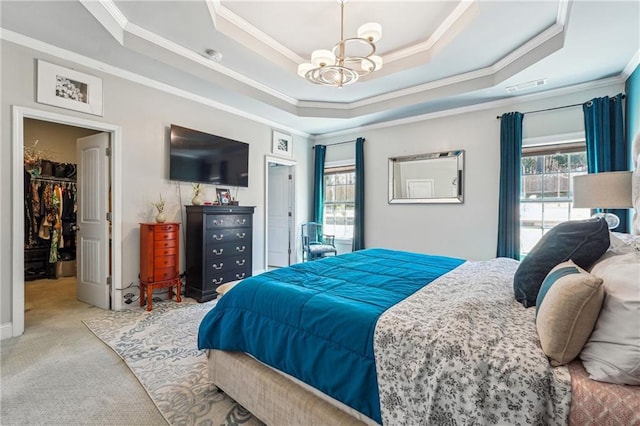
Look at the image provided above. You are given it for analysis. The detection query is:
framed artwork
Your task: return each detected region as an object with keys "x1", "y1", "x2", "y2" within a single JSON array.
[
  {"x1": 216, "y1": 188, "x2": 231, "y2": 205},
  {"x1": 36, "y1": 60, "x2": 103, "y2": 116},
  {"x1": 272, "y1": 130, "x2": 292, "y2": 157}
]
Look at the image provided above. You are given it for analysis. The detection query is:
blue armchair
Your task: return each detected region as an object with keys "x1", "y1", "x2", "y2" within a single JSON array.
[{"x1": 301, "y1": 222, "x2": 337, "y2": 262}]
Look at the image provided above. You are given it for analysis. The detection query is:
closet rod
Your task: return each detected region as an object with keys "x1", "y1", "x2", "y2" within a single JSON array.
[
  {"x1": 312, "y1": 139, "x2": 358, "y2": 149},
  {"x1": 496, "y1": 94, "x2": 626, "y2": 119},
  {"x1": 30, "y1": 175, "x2": 76, "y2": 184}
]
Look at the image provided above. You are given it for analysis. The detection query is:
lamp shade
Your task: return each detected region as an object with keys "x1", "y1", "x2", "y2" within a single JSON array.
[
  {"x1": 297, "y1": 63, "x2": 313, "y2": 78},
  {"x1": 357, "y1": 22, "x2": 382, "y2": 42},
  {"x1": 573, "y1": 171, "x2": 633, "y2": 208},
  {"x1": 311, "y1": 50, "x2": 335, "y2": 67}
]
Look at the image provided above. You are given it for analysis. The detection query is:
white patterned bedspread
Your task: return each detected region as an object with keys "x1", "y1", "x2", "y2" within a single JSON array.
[{"x1": 374, "y1": 258, "x2": 571, "y2": 425}]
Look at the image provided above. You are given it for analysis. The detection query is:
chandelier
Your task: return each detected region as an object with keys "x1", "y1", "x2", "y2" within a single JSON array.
[{"x1": 297, "y1": 0, "x2": 383, "y2": 87}]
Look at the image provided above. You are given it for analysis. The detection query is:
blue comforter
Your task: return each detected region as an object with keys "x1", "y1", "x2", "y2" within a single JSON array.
[{"x1": 198, "y1": 248, "x2": 465, "y2": 422}]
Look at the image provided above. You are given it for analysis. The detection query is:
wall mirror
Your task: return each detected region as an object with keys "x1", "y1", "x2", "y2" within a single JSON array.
[{"x1": 388, "y1": 150, "x2": 464, "y2": 204}]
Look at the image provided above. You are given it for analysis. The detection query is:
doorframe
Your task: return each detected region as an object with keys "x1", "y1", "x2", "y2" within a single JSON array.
[
  {"x1": 264, "y1": 155, "x2": 296, "y2": 270},
  {"x1": 11, "y1": 105, "x2": 122, "y2": 337}
]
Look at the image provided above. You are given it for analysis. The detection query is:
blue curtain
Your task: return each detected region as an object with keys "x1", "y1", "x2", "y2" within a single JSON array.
[
  {"x1": 583, "y1": 93, "x2": 629, "y2": 232},
  {"x1": 497, "y1": 112, "x2": 524, "y2": 260},
  {"x1": 352, "y1": 138, "x2": 365, "y2": 251},
  {"x1": 312, "y1": 145, "x2": 326, "y2": 223}
]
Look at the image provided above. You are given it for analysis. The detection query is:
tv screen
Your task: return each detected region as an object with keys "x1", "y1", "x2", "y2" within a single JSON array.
[{"x1": 169, "y1": 125, "x2": 249, "y2": 187}]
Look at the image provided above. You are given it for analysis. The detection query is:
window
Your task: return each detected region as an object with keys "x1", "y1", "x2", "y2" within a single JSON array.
[
  {"x1": 324, "y1": 166, "x2": 355, "y2": 240},
  {"x1": 520, "y1": 143, "x2": 591, "y2": 255}
]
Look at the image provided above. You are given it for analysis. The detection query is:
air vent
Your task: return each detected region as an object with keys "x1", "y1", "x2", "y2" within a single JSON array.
[{"x1": 505, "y1": 78, "x2": 547, "y2": 93}]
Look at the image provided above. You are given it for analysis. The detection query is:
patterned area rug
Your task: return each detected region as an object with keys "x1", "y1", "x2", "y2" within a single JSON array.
[{"x1": 83, "y1": 299, "x2": 263, "y2": 426}]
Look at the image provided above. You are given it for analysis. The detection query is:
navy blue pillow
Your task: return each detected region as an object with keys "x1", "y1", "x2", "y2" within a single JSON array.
[{"x1": 514, "y1": 218, "x2": 609, "y2": 308}]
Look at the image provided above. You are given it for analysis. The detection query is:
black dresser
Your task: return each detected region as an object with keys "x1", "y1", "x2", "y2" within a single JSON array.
[{"x1": 185, "y1": 205, "x2": 255, "y2": 302}]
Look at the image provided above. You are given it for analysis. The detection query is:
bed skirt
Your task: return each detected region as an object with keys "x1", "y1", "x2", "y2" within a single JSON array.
[{"x1": 206, "y1": 350, "x2": 374, "y2": 425}]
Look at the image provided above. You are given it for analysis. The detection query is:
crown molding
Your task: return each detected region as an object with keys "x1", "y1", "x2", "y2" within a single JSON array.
[
  {"x1": 622, "y1": 49, "x2": 640, "y2": 79},
  {"x1": 313, "y1": 75, "x2": 625, "y2": 141},
  {"x1": 0, "y1": 28, "x2": 310, "y2": 138}
]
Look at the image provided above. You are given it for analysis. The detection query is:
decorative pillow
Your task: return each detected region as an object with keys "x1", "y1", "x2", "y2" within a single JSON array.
[
  {"x1": 580, "y1": 252, "x2": 640, "y2": 385},
  {"x1": 536, "y1": 261, "x2": 604, "y2": 366},
  {"x1": 514, "y1": 218, "x2": 609, "y2": 307}
]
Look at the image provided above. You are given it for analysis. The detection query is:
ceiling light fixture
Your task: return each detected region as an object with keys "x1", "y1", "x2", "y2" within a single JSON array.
[{"x1": 297, "y1": 0, "x2": 382, "y2": 88}]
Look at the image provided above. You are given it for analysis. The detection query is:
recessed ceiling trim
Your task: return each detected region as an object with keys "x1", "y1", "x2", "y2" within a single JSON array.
[
  {"x1": 207, "y1": 0, "x2": 303, "y2": 70},
  {"x1": 79, "y1": 0, "x2": 127, "y2": 45},
  {"x1": 384, "y1": 0, "x2": 477, "y2": 64}
]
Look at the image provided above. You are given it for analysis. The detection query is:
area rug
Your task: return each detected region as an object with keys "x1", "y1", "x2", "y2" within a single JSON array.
[{"x1": 83, "y1": 299, "x2": 263, "y2": 426}]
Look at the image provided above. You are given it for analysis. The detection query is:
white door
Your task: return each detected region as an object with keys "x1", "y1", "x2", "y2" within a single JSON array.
[
  {"x1": 268, "y1": 164, "x2": 291, "y2": 267},
  {"x1": 76, "y1": 133, "x2": 110, "y2": 309}
]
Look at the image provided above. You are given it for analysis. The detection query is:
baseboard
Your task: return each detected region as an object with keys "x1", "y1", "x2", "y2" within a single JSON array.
[{"x1": 1, "y1": 322, "x2": 14, "y2": 340}]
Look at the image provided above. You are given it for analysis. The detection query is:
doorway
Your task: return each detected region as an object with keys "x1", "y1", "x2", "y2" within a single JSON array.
[
  {"x1": 264, "y1": 156, "x2": 296, "y2": 269},
  {"x1": 11, "y1": 106, "x2": 123, "y2": 338}
]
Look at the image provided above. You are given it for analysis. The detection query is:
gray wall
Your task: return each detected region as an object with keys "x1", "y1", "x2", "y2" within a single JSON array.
[
  {"x1": 316, "y1": 81, "x2": 625, "y2": 261},
  {"x1": 1, "y1": 40, "x2": 312, "y2": 329}
]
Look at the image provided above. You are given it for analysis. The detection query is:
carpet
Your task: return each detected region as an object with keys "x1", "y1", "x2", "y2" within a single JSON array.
[{"x1": 83, "y1": 299, "x2": 263, "y2": 426}]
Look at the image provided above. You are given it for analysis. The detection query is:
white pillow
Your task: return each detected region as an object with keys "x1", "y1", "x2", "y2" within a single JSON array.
[{"x1": 580, "y1": 251, "x2": 640, "y2": 385}]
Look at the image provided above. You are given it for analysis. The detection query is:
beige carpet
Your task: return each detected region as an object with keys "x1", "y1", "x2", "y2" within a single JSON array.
[
  {"x1": 83, "y1": 298, "x2": 262, "y2": 426},
  {"x1": 0, "y1": 277, "x2": 168, "y2": 425}
]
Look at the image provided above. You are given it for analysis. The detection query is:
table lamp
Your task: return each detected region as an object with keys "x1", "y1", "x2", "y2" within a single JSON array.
[{"x1": 573, "y1": 171, "x2": 633, "y2": 229}]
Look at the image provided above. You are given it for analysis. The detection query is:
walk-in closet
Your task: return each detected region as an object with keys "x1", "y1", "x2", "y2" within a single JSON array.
[{"x1": 23, "y1": 119, "x2": 100, "y2": 316}]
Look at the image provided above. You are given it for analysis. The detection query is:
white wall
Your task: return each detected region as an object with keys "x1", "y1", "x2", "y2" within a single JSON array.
[
  {"x1": 0, "y1": 40, "x2": 312, "y2": 329},
  {"x1": 316, "y1": 82, "x2": 625, "y2": 261}
]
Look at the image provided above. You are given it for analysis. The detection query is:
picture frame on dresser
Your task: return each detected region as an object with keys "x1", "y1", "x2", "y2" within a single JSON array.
[{"x1": 216, "y1": 188, "x2": 231, "y2": 205}]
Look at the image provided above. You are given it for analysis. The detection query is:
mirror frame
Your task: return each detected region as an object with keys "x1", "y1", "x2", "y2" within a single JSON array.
[{"x1": 388, "y1": 150, "x2": 464, "y2": 204}]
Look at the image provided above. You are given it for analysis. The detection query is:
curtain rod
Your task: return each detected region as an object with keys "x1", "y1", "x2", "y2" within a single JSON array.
[
  {"x1": 496, "y1": 94, "x2": 626, "y2": 119},
  {"x1": 312, "y1": 139, "x2": 359, "y2": 149}
]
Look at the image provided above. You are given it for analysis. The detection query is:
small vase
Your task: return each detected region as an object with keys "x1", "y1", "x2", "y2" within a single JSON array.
[
  {"x1": 192, "y1": 194, "x2": 203, "y2": 205},
  {"x1": 155, "y1": 212, "x2": 166, "y2": 223}
]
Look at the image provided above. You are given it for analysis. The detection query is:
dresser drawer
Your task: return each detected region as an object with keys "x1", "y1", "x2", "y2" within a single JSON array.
[
  {"x1": 206, "y1": 255, "x2": 252, "y2": 274},
  {"x1": 206, "y1": 214, "x2": 252, "y2": 229},
  {"x1": 154, "y1": 239, "x2": 177, "y2": 249},
  {"x1": 206, "y1": 227, "x2": 251, "y2": 244},
  {"x1": 204, "y1": 267, "x2": 252, "y2": 291},
  {"x1": 154, "y1": 231, "x2": 177, "y2": 241},
  {"x1": 154, "y1": 255, "x2": 176, "y2": 268},
  {"x1": 152, "y1": 224, "x2": 178, "y2": 233},
  {"x1": 154, "y1": 266, "x2": 177, "y2": 281},
  {"x1": 204, "y1": 241, "x2": 251, "y2": 259}
]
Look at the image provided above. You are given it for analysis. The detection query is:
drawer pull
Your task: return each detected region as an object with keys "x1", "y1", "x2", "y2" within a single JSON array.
[
  {"x1": 235, "y1": 272, "x2": 246, "y2": 280},
  {"x1": 164, "y1": 234, "x2": 170, "y2": 239},
  {"x1": 212, "y1": 277, "x2": 223, "y2": 285},
  {"x1": 235, "y1": 259, "x2": 246, "y2": 266},
  {"x1": 212, "y1": 219, "x2": 224, "y2": 225},
  {"x1": 237, "y1": 218, "x2": 246, "y2": 225},
  {"x1": 212, "y1": 262, "x2": 224, "y2": 270},
  {"x1": 212, "y1": 248, "x2": 224, "y2": 255},
  {"x1": 236, "y1": 232, "x2": 246, "y2": 239},
  {"x1": 236, "y1": 246, "x2": 246, "y2": 253},
  {"x1": 212, "y1": 234, "x2": 224, "y2": 241}
]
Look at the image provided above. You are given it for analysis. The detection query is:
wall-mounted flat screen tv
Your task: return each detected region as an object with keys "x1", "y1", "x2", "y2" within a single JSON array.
[{"x1": 169, "y1": 125, "x2": 249, "y2": 187}]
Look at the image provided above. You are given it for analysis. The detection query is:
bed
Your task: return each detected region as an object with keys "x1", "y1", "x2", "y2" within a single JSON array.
[{"x1": 198, "y1": 246, "x2": 640, "y2": 425}]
